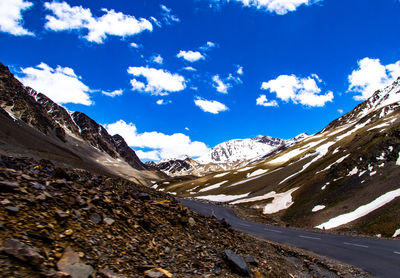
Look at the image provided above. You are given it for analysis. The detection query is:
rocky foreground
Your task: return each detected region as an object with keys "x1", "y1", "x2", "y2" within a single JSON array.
[{"x1": 0, "y1": 156, "x2": 368, "y2": 277}]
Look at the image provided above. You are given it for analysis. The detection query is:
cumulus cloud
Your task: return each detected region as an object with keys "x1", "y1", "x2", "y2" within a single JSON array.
[
  {"x1": 156, "y1": 99, "x2": 171, "y2": 105},
  {"x1": 102, "y1": 89, "x2": 123, "y2": 97},
  {"x1": 104, "y1": 120, "x2": 209, "y2": 160},
  {"x1": 44, "y1": 1, "x2": 153, "y2": 43},
  {"x1": 0, "y1": 0, "x2": 34, "y2": 36},
  {"x1": 194, "y1": 97, "x2": 229, "y2": 114},
  {"x1": 152, "y1": 54, "x2": 163, "y2": 65},
  {"x1": 256, "y1": 94, "x2": 278, "y2": 107},
  {"x1": 261, "y1": 74, "x2": 333, "y2": 107},
  {"x1": 348, "y1": 57, "x2": 400, "y2": 101},
  {"x1": 127, "y1": 66, "x2": 186, "y2": 96},
  {"x1": 337, "y1": 109, "x2": 344, "y2": 114},
  {"x1": 177, "y1": 50, "x2": 205, "y2": 62},
  {"x1": 18, "y1": 63, "x2": 92, "y2": 105},
  {"x1": 160, "y1": 4, "x2": 180, "y2": 24},
  {"x1": 223, "y1": 0, "x2": 320, "y2": 15},
  {"x1": 212, "y1": 75, "x2": 230, "y2": 94}
]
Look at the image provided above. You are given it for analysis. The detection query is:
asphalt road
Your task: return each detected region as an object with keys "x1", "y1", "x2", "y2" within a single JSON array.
[{"x1": 177, "y1": 198, "x2": 400, "y2": 278}]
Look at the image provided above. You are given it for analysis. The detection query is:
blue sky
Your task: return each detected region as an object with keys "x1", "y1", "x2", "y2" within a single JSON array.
[{"x1": 1, "y1": 0, "x2": 400, "y2": 160}]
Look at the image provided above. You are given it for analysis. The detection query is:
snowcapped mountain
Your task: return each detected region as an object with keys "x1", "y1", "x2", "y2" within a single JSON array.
[
  {"x1": 159, "y1": 77, "x2": 400, "y2": 238},
  {"x1": 198, "y1": 134, "x2": 308, "y2": 164},
  {"x1": 149, "y1": 134, "x2": 308, "y2": 176}
]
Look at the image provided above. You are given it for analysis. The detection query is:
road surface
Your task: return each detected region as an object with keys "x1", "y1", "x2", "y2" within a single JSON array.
[{"x1": 177, "y1": 198, "x2": 400, "y2": 277}]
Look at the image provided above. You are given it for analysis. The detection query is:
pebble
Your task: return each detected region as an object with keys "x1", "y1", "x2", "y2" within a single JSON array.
[
  {"x1": 103, "y1": 217, "x2": 115, "y2": 225},
  {"x1": 89, "y1": 213, "x2": 102, "y2": 224},
  {"x1": 6, "y1": 206, "x2": 19, "y2": 213}
]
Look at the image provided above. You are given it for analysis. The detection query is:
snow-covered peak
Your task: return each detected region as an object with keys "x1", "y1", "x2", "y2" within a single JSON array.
[{"x1": 197, "y1": 136, "x2": 290, "y2": 164}]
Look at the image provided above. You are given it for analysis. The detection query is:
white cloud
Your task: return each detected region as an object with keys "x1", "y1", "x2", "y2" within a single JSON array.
[
  {"x1": 130, "y1": 42, "x2": 142, "y2": 48},
  {"x1": 194, "y1": 97, "x2": 229, "y2": 114},
  {"x1": 160, "y1": 4, "x2": 180, "y2": 24},
  {"x1": 177, "y1": 50, "x2": 205, "y2": 62},
  {"x1": 0, "y1": 0, "x2": 34, "y2": 36},
  {"x1": 200, "y1": 41, "x2": 217, "y2": 51},
  {"x1": 18, "y1": 63, "x2": 92, "y2": 105},
  {"x1": 212, "y1": 75, "x2": 231, "y2": 94},
  {"x1": 104, "y1": 120, "x2": 209, "y2": 160},
  {"x1": 348, "y1": 58, "x2": 400, "y2": 101},
  {"x1": 44, "y1": 1, "x2": 153, "y2": 43},
  {"x1": 156, "y1": 99, "x2": 171, "y2": 105},
  {"x1": 237, "y1": 65, "x2": 244, "y2": 75},
  {"x1": 256, "y1": 94, "x2": 278, "y2": 107},
  {"x1": 227, "y1": 0, "x2": 319, "y2": 15},
  {"x1": 185, "y1": 127, "x2": 190, "y2": 131},
  {"x1": 150, "y1": 16, "x2": 161, "y2": 27},
  {"x1": 102, "y1": 89, "x2": 123, "y2": 97},
  {"x1": 152, "y1": 54, "x2": 163, "y2": 65},
  {"x1": 183, "y1": 66, "x2": 197, "y2": 71},
  {"x1": 127, "y1": 66, "x2": 186, "y2": 96},
  {"x1": 337, "y1": 109, "x2": 344, "y2": 114},
  {"x1": 261, "y1": 74, "x2": 333, "y2": 107}
]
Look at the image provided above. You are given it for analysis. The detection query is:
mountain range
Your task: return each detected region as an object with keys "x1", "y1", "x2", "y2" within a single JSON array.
[
  {"x1": 147, "y1": 133, "x2": 308, "y2": 176},
  {"x1": 0, "y1": 63, "x2": 164, "y2": 185},
  {"x1": 158, "y1": 77, "x2": 400, "y2": 238},
  {"x1": 2, "y1": 60, "x2": 400, "y2": 239}
]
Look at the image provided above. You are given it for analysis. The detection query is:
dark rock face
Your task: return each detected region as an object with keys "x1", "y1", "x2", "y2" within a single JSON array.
[
  {"x1": 112, "y1": 134, "x2": 146, "y2": 170},
  {"x1": 0, "y1": 62, "x2": 146, "y2": 171},
  {"x1": 223, "y1": 249, "x2": 250, "y2": 276},
  {"x1": 0, "y1": 63, "x2": 64, "y2": 141}
]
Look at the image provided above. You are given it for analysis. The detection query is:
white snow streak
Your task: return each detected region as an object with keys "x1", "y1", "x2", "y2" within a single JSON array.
[
  {"x1": 195, "y1": 193, "x2": 250, "y2": 202},
  {"x1": 198, "y1": 180, "x2": 228, "y2": 192},
  {"x1": 392, "y1": 228, "x2": 400, "y2": 238},
  {"x1": 312, "y1": 205, "x2": 326, "y2": 212},
  {"x1": 247, "y1": 169, "x2": 268, "y2": 178},
  {"x1": 316, "y1": 188, "x2": 400, "y2": 229},
  {"x1": 396, "y1": 152, "x2": 400, "y2": 166},
  {"x1": 231, "y1": 187, "x2": 299, "y2": 214},
  {"x1": 214, "y1": 172, "x2": 229, "y2": 178}
]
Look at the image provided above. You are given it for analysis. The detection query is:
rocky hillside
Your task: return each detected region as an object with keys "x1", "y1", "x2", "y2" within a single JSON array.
[
  {"x1": 0, "y1": 155, "x2": 367, "y2": 277},
  {"x1": 159, "y1": 78, "x2": 400, "y2": 238},
  {"x1": 0, "y1": 62, "x2": 158, "y2": 184}
]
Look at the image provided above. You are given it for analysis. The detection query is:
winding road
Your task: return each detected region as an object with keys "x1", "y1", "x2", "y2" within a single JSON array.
[{"x1": 177, "y1": 198, "x2": 400, "y2": 277}]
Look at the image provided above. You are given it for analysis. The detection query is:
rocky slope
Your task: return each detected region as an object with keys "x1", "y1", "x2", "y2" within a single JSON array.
[
  {"x1": 0, "y1": 62, "x2": 157, "y2": 184},
  {"x1": 159, "y1": 78, "x2": 400, "y2": 238},
  {"x1": 0, "y1": 155, "x2": 368, "y2": 277}
]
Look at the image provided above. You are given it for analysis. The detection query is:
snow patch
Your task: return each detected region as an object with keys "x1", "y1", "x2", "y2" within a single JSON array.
[
  {"x1": 348, "y1": 167, "x2": 358, "y2": 176},
  {"x1": 396, "y1": 152, "x2": 400, "y2": 166},
  {"x1": 392, "y1": 228, "x2": 400, "y2": 238},
  {"x1": 237, "y1": 166, "x2": 254, "y2": 172},
  {"x1": 195, "y1": 193, "x2": 250, "y2": 202},
  {"x1": 231, "y1": 187, "x2": 299, "y2": 214},
  {"x1": 214, "y1": 172, "x2": 229, "y2": 178},
  {"x1": 321, "y1": 182, "x2": 329, "y2": 190},
  {"x1": 312, "y1": 205, "x2": 326, "y2": 212},
  {"x1": 247, "y1": 169, "x2": 268, "y2": 178},
  {"x1": 198, "y1": 181, "x2": 228, "y2": 192},
  {"x1": 316, "y1": 188, "x2": 400, "y2": 230}
]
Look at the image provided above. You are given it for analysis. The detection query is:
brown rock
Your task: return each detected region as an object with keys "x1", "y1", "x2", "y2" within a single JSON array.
[
  {"x1": 2, "y1": 239, "x2": 45, "y2": 267},
  {"x1": 57, "y1": 247, "x2": 94, "y2": 278}
]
